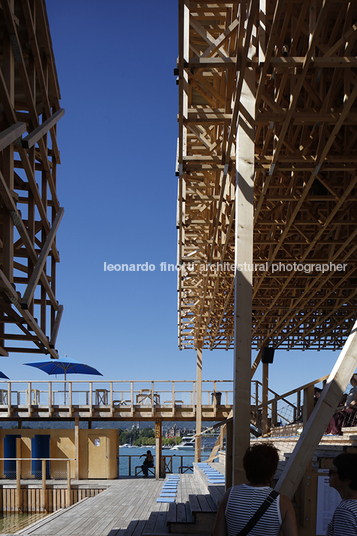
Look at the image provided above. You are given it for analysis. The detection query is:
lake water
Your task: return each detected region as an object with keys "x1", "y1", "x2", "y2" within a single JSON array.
[
  {"x1": 0, "y1": 512, "x2": 47, "y2": 534},
  {"x1": 119, "y1": 445, "x2": 216, "y2": 476}
]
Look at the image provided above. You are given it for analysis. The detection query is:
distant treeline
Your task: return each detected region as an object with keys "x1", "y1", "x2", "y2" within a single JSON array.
[{"x1": 119, "y1": 426, "x2": 183, "y2": 446}]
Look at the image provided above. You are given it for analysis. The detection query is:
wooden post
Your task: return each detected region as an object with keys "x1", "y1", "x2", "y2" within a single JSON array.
[
  {"x1": 276, "y1": 320, "x2": 357, "y2": 498},
  {"x1": 7, "y1": 382, "x2": 11, "y2": 416},
  {"x1": 110, "y1": 382, "x2": 113, "y2": 417},
  {"x1": 66, "y1": 460, "x2": 71, "y2": 507},
  {"x1": 2, "y1": 3, "x2": 14, "y2": 283},
  {"x1": 75, "y1": 417, "x2": 79, "y2": 480},
  {"x1": 299, "y1": 384, "x2": 315, "y2": 528},
  {"x1": 16, "y1": 457, "x2": 22, "y2": 513},
  {"x1": 220, "y1": 424, "x2": 225, "y2": 450},
  {"x1": 48, "y1": 382, "x2": 52, "y2": 416},
  {"x1": 225, "y1": 418, "x2": 233, "y2": 490},
  {"x1": 262, "y1": 362, "x2": 269, "y2": 435},
  {"x1": 303, "y1": 385, "x2": 315, "y2": 424},
  {"x1": 195, "y1": 343, "x2": 202, "y2": 463},
  {"x1": 41, "y1": 459, "x2": 47, "y2": 512},
  {"x1": 89, "y1": 383, "x2": 93, "y2": 417},
  {"x1": 233, "y1": 40, "x2": 255, "y2": 484},
  {"x1": 68, "y1": 382, "x2": 72, "y2": 411},
  {"x1": 258, "y1": 0, "x2": 267, "y2": 65},
  {"x1": 155, "y1": 418, "x2": 162, "y2": 479}
]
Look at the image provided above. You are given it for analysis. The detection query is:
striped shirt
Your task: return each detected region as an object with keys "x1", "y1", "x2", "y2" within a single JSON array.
[
  {"x1": 225, "y1": 484, "x2": 281, "y2": 536},
  {"x1": 326, "y1": 500, "x2": 357, "y2": 536}
]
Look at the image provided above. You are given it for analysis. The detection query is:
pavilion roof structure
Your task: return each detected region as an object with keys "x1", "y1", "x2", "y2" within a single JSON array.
[
  {"x1": 0, "y1": 0, "x2": 64, "y2": 358},
  {"x1": 177, "y1": 0, "x2": 357, "y2": 352}
]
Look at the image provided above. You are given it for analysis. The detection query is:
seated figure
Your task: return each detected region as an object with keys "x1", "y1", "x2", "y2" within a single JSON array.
[
  {"x1": 140, "y1": 450, "x2": 154, "y2": 477},
  {"x1": 326, "y1": 374, "x2": 357, "y2": 435}
]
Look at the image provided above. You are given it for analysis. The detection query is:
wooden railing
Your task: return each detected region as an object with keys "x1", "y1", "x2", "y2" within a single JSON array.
[
  {"x1": 251, "y1": 375, "x2": 329, "y2": 434},
  {"x1": 0, "y1": 457, "x2": 74, "y2": 512},
  {"x1": 0, "y1": 379, "x2": 233, "y2": 409},
  {"x1": 120, "y1": 454, "x2": 194, "y2": 476}
]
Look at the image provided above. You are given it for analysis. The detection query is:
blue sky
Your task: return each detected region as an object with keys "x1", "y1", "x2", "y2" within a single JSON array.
[{"x1": 1, "y1": 0, "x2": 342, "y2": 396}]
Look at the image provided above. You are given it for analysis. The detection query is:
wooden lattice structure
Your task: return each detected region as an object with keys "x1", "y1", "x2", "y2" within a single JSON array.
[
  {"x1": 177, "y1": 0, "x2": 357, "y2": 352},
  {"x1": 0, "y1": 0, "x2": 64, "y2": 358}
]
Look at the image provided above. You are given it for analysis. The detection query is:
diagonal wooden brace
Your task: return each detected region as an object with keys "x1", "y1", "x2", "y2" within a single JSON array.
[{"x1": 21, "y1": 207, "x2": 64, "y2": 309}]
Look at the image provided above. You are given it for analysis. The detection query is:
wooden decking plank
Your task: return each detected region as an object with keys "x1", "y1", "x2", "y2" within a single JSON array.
[
  {"x1": 205, "y1": 494, "x2": 217, "y2": 510},
  {"x1": 196, "y1": 494, "x2": 214, "y2": 512},
  {"x1": 17, "y1": 478, "x2": 199, "y2": 535},
  {"x1": 167, "y1": 503, "x2": 177, "y2": 523},
  {"x1": 152, "y1": 511, "x2": 168, "y2": 533},
  {"x1": 176, "y1": 503, "x2": 187, "y2": 523},
  {"x1": 207, "y1": 485, "x2": 225, "y2": 507},
  {"x1": 143, "y1": 512, "x2": 160, "y2": 533},
  {"x1": 185, "y1": 502, "x2": 194, "y2": 523},
  {"x1": 131, "y1": 520, "x2": 147, "y2": 536},
  {"x1": 124, "y1": 520, "x2": 141, "y2": 536},
  {"x1": 188, "y1": 494, "x2": 201, "y2": 513}
]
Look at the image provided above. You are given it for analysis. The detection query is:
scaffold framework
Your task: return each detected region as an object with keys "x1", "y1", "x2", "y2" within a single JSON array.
[
  {"x1": 0, "y1": 0, "x2": 64, "y2": 358},
  {"x1": 177, "y1": 0, "x2": 357, "y2": 352}
]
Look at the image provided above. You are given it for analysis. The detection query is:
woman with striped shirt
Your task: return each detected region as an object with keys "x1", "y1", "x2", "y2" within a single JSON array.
[
  {"x1": 212, "y1": 444, "x2": 297, "y2": 536},
  {"x1": 327, "y1": 453, "x2": 357, "y2": 536}
]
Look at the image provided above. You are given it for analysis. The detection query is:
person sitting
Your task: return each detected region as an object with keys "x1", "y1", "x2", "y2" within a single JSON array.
[
  {"x1": 212, "y1": 443, "x2": 298, "y2": 536},
  {"x1": 327, "y1": 452, "x2": 357, "y2": 535},
  {"x1": 314, "y1": 387, "x2": 322, "y2": 406},
  {"x1": 326, "y1": 374, "x2": 357, "y2": 435},
  {"x1": 140, "y1": 450, "x2": 154, "y2": 477}
]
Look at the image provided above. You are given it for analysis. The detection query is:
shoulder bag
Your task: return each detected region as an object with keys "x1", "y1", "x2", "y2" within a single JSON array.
[{"x1": 236, "y1": 489, "x2": 279, "y2": 536}]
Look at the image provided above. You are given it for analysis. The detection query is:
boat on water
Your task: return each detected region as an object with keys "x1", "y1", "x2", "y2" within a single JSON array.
[{"x1": 170, "y1": 436, "x2": 195, "y2": 450}]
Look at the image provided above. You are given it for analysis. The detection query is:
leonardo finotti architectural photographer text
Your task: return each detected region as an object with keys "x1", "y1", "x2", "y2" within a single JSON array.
[{"x1": 104, "y1": 261, "x2": 347, "y2": 273}]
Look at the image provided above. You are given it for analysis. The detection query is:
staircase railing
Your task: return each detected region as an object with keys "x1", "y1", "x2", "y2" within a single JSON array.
[{"x1": 252, "y1": 374, "x2": 329, "y2": 434}]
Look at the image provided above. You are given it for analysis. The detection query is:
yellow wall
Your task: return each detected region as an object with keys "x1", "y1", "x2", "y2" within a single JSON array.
[{"x1": 0, "y1": 428, "x2": 119, "y2": 479}]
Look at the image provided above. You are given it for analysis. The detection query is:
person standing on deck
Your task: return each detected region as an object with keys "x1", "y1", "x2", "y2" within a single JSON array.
[
  {"x1": 212, "y1": 443, "x2": 298, "y2": 536},
  {"x1": 327, "y1": 452, "x2": 357, "y2": 535}
]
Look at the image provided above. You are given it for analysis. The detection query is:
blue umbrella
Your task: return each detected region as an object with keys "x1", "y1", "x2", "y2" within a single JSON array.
[
  {"x1": 0, "y1": 371, "x2": 9, "y2": 379},
  {"x1": 24, "y1": 360, "x2": 102, "y2": 403}
]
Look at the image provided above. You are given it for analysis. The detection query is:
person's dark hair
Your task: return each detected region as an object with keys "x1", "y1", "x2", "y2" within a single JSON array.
[
  {"x1": 333, "y1": 453, "x2": 357, "y2": 490},
  {"x1": 243, "y1": 444, "x2": 279, "y2": 485}
]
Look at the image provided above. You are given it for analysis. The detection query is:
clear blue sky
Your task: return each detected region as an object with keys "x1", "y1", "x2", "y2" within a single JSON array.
[{"x1": 2, "y1": 0, "x2": 341, "y2": 396}]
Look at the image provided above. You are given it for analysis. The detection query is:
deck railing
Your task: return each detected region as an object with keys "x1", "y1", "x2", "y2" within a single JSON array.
[
  {"x1": 251, "y1": 375, "x2": 329, "y2": 433},
  {"x1": 0, "y1": 457, "x2": 73, "y2": 512},
  {"x1": 120, "y1": 453, "x2": 194, "y2": 476},
  {"x1": 0, "y1": 379, "x2": 234, "y2": 409}
]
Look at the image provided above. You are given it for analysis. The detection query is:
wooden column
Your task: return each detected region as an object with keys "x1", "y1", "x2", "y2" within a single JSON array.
[
  {"x1": 276, "y1": 320, "x2": 357, "y2": 498},
  {"x1": 300, "y1": 384, "x2": 315, "y2": 529},
  {"x1": 41, "y1": 460, "x2": 47, "y2": 512},
  {"x1": 155, "y1": 418, "x2": 162, "y2": 480},
  {"x1": 303, "y1": 385, "x2": 315, "y2": 424},
  {"x1": 225, "y1": 418, "x2": 233, "y2": 490},
  {"x1": 233, "y1": 54, "x2": 255, "y2": 484},
  {"x1": 66, "y1": 460, "x2": 71, "y2": 507},
  {"x1": 262, "y1": 362, "x2": 269, "y2": 435},
  {"x1": 16, "y1": 437, "x2": 22, "y2": 513},
  {"x1": 2, "y1": 2, "x2": 15, "y2": 282},
  {"x1": 195, "y1": 343, "x2": 202, "y2": 463},
  {"x1": 74, "y1": 417, "x2": 79, "y2": 480}
]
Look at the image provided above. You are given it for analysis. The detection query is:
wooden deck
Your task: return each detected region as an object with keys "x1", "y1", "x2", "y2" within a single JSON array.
[{"x1": 12, "y1": 474, "x2": 209, "y2": 536}]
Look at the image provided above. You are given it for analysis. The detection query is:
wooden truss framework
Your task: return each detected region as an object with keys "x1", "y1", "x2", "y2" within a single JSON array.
[
  {"x1": 177, "y1": 0, "x2": 357, "y2": 352},
  {"x1": 0, "y1": 0, "x2": 64, "y2": 358}
]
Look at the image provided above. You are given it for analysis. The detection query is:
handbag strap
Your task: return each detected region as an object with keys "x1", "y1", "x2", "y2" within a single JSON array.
[{"x1": 236, "y1": 489, "x2": 279, "y2": 536}]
